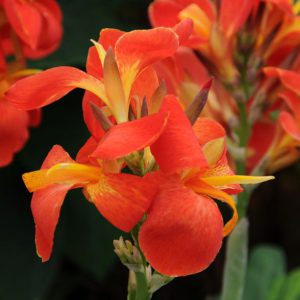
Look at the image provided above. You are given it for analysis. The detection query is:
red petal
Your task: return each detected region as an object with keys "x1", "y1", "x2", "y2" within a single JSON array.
[
  {"x1": 4, "y1": 0, "x2": 42, "y2": 49},
  {"x1": 0, "y1": 100, "x2": 29, "y2": 167},
  {"x1": 279, "y1": 90, "x2": 300, "y2": 117},
  {"x1": 92, "y1": 112, "x2": 169, "y2": 160},
  {"x1": 85, "y1": 173, "x2": 157, "y2": 232},
  {"x1": 193, "y1": 117, "x2": 225, "y2": 146},
  {"x1": 264, "y1": 0, "x2": 293, "y2": 14},
  {"x1": 76, "y1": 136, "x2": 98, "y2": 164},
  {"x1": 115, "y1": 27, "x2": 179, "y2": 76},
  {"x1": 219, "y1": 0, "x2": 255, "y2": 36},
  {"x1": 151, "y1": 95, "x2": 208, "y2": 174},
  {"x1": 139, "y1": 176, "x2": 223, "y2": 276},
  {"x1": 149, "y1": 0, "x2": 182, "y2": 28},
  {"x1": 99, "y1": 28, "x2": 125, "y2": 50},
  {"x1": 30, "y1": 145, "x2": 74, "y2": 261},
  {"x1": 6, "y1": 67, "x2": 104, "y2": 110},
  {"x1": 28, "y1": 109, "x2": 42, "y2": 127},
  {"x1": 130, "y1": 66, "x2": 159, "y2": 106},
  {"x1": 247, "y1": 120, "x2": 277, "y2": 172},
  {"x1": 280, "y1": 111, "x2": 300, "y2": 140},
  {"x1": 32, "y1": 184, "x2": 71, "y2": 262},
  {"x1": 264, "y1": 67, "x2": 300, "y2": 95}
]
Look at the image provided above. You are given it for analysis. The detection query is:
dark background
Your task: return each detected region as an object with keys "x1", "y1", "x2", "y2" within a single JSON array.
[{"x1": 1, "y1": 0, "x2": 300, "y2": 299}]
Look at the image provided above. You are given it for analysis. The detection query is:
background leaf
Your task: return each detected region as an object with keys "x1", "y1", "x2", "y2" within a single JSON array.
[{"x1": 243, "y1": 245, "x2": 286, "y2": 300}]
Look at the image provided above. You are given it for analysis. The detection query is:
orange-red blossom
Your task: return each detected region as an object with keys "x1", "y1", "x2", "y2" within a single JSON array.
[{"x1": 6, "y1": 27, "x2": 273, "y2": 276}]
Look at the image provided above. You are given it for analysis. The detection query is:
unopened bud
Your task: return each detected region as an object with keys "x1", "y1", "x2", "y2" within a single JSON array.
[{"x1": 113, "y1": 237, "x2": 144, "y2": 272}]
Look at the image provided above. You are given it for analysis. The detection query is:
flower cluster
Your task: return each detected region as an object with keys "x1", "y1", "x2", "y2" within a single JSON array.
[
  {"x1": 150, "y1": 0, "x2": 300, "y2": 175},
  {"x1": 0, "y1": 0, "x2": 62, "y2": 166},
  {"x1": 6, "y1": 24, "x2": 272, "y2": 277}
]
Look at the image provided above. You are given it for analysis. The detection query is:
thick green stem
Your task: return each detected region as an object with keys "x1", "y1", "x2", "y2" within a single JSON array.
[
  {"x1": 221, "y1": 218, "x2": 249, "y2": 300},
  {"x1": 134, "y1": 271, "x2": 150, "y2": 300}
]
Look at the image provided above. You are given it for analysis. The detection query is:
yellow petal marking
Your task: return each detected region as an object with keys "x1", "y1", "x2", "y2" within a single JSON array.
[
  {"x1": 179, "y1": 4, "x2": 211, "y2": 38},
  {"x1": 90, "y1": 39, "x2": 106, "y2": 67},
  {"x1": 23, "y1": 163, "x2": 102, "y2": 192},
  {"x1": 202, "y1": 137, "x2": 225, "y2": 166},
  {"x1": 103, "y1": 48, "x2": 128, "y2": 123},
  {"x1": 187, "y1": 179, "x2": 238, "y2": 236},
  {"x1": 201, "y1": 175, "x2": 274, "y2": 186}
]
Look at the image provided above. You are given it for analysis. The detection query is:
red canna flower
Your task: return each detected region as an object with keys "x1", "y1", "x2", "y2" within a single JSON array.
[
  {"x1": 6, "y1": 27, "x2": 180, "y2": 129},
  {"x1": 22, "y1": 106, "x2": 171, "y2": 261},
  {"x1": 93, "y1": 95, "x2": 273, "y2": 276},
  {"x1": 0, "y1": 0, "x2": 63, "y2": 59},
  {"x1": 149, "y1": 0, "x2": 257, "y2": 82}
]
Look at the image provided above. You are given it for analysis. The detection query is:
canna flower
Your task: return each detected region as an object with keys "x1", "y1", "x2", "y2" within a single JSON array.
[
  {"x1": 0, "y1": 0, "x2": 63, "y2": 60},
  {"x1": 5, "y1": 26, "x2": 181, "y2": 133},
  {"x1": 0, "y1": 67, "x2": 40, "y2": 166},
  {"x1": 93, "y1": 95, "x2": 273, "y2": 276},
  {"x1": 21, "y1": 106, "x2": 170, "y2": 261},
  {"x1": 149, "y1": 0, "x2": 256, "y2": 82}
]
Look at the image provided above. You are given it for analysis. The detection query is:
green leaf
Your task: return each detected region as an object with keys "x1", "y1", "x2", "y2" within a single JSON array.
[
  {"x1": 267, "y1": 268, "x2": 300, "y2": 300},
  {"x1": 221, "y1": 218, "x2": 249, "y2": 300},
  {"x1": 243, "y1": 245, "x2": 286, "y2": 300}
]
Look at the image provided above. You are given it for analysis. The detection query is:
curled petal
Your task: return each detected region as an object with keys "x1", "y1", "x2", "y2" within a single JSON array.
[
  {"x1": 193, "y1": 117, "x2": 225, "y2": 146},
  {"x1": 6, "y1": 67, "x2": 107, "y2": 110},
  {"x1": 32, "y1": 184, "x2": 71, "y2": 262},
  {"x1": 139, "y1": 176, "x2": 223, "y2": 276},
  {"x1": 27, "y1": 145, "x2": 74, "y2": 262},
  {"x1": 186, "y1": 178, "x2": 238, "y2": 236},
  {"x1": 92, "y1": 112, "x2": 169, "y2": 160}
]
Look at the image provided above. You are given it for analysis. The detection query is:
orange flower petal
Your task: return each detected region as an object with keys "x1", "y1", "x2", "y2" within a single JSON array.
[
  {"x1": 32, "y1": 184, "x2": 71, "y2": 262},
  {"x1": 92, "y1": 111, "x2": 169, "y2": 160},
  {"x1": 149, "y1": 0, "x2": 182, "y2": 28},
  {"x1": 279, "y1": 90, "x2": 300, "y2": 117},
  {"x1": 193, "y1": 117, "x2": 225, "y2": 145},
  {"x1": 85, "y1": 173, "x2": 157, "y2": 232},
  {"x1": 219, "y1": 0, "x2": 256, "y2": 37},
  {"x1": 186, "y1": 178, "x2": 238, "y2": 236},
  {"x1": 280, "y1": 111, "x2": 300, "y2": 140},
  {"x1": 151, "y1": 95, "x2": 208, "y2": 174},
  {"x1": 3, "y1": 0, "x2": 42, "y2": 49},
  {"x1": 139, "y1": 176, "x2": 223, "y2": 276},
  {"x1": 6, "y1": 67, "x2": 107, "y2": 110},
  {"x1": 115, "y1": 27, "x2": 179, "y2": 99},
  {"x1": 0, "y1": 100, "x2": 29, "y2": 167},
  {"x1": 28, "y1": 145, "x2": 75, "y2": 262},
  {"x1": 247, "y1": 120, "x2": 277, "y2": 173},
  {"x1": 263, "y1": 67, "x2": 300, "y2": 95}
]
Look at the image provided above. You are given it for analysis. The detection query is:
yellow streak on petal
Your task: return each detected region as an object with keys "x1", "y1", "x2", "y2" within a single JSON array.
[
  {"x1": 72, "y1": 75, "x2": 109, "y2": 106},
  {"x1": 202, "y1": 175, "x2": 275, "y2": 186},
  {"x1": 188, "y1": 179, "x2": 238, "y2": 236},
  {"x1": 23, "y1": 163, "x2": 102, "y2": 192},
  {"x1": 90, "y1": 39, "x2": 106, "y2": 67},
  {"x1": 179, "y1": 4, "x2": 211, "y2": 38},
  {"x1": 202, "y1": 137, "x2": 225, "y2": 166},
  {"x1": 103, "y1": 48, "x2": 128, "y2": 123},
  {"x1": 294, "y1": 2, "x2": 300, "y2": 14},
  {"x1": 121, "y1": 61, "x2": 139, "y2": 103}
]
